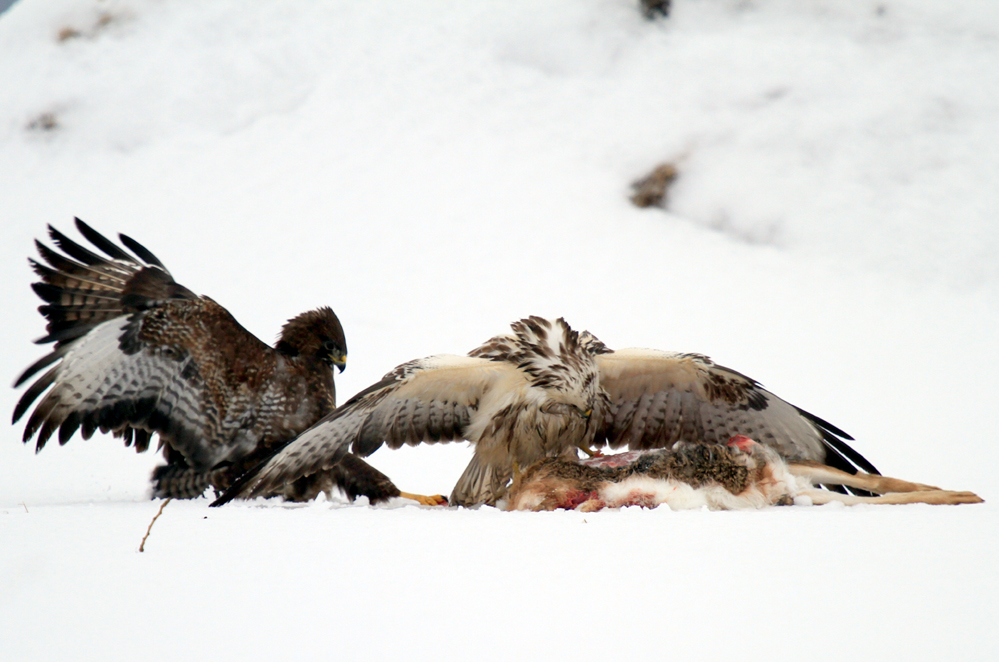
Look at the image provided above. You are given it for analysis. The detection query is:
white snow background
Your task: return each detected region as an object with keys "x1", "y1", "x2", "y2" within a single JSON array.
[{"x1": 1, "y1": 1, "x2": 997, "y2": 660}]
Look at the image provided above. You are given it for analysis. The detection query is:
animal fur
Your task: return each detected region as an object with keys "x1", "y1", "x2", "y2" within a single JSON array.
[{"x1": 505, "y1": 437, "x2": 983, "y2": 511}]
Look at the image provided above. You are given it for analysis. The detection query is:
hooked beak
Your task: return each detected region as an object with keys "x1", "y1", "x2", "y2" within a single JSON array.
[{"x1": 331, "y1": 352, "x2": 347, "y2": 373}]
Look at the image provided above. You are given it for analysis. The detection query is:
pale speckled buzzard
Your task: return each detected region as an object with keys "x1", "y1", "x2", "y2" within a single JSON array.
[
  {"x1": 215, "y1": 316, "x2": 878, "y2": 508},
  {"x1": 13, "y1": 219, "x2": 439, "y2": 505}
]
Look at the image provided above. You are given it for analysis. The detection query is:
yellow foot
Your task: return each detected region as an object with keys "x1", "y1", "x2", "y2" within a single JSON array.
[{"x1": 399, "y1": 491, "x2": 449, "y2": 506}]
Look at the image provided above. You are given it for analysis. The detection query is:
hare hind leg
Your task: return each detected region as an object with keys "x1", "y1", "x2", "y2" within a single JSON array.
[
  {"x1": 798, "y1": 488, "x2": 983, "y2": 506},
  {"x1": 787, "y1": 461, "x2": 941, "y2": 494},
  {"x1": 787, "y1": 462, "x2": 983, "y2": 505}
]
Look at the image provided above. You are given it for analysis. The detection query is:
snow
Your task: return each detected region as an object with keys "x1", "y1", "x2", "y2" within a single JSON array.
[{"x1": 1, "y1": 0, "x2": 997, "y2": 659}]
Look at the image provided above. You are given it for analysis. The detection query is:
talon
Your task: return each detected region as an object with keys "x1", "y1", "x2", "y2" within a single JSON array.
[
  {"x1": 399, "y1": 491, "x2": 449, "y2": 506},
  {"x1": 579, "y1": 445, "x2": 604, "y2": 458}
]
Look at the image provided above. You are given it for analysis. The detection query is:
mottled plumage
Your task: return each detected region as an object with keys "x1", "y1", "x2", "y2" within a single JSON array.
[
  {"x1": 216, "y1": 316, "x2": 879, "y2": 508},
  {"x1": 11, "y1": 219, "x2": 404, "y2": 503}
]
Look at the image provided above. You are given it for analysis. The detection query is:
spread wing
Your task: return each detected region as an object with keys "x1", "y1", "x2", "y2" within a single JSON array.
[
  {"x1": 593, "y1": 348, "x2": 878, "y2": 476},
  {"x1": 12, "y1": 219, "x2": 278, "y2": 471},
  {"x1": 213, "y1": 355, "x2": 509, "y2": 504}
]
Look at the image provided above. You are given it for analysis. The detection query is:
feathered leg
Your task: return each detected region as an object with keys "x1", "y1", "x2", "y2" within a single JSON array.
[
  {"x1": 450, "y1": 451, "x2": 511, "y2": 507},
  {"x1": 151, "y1": 463, "x2": 225, "y2": 499},
  {"x1": 276, "y1": 454, "x2": 447, "y2": 506}
]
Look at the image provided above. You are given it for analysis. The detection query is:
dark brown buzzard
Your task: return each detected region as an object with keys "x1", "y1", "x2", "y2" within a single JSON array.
[
  {"x1": 215, "y1": 316, "x2": 879, "y2": 508},
  {"x1": 13, "y1": 218, "x2": 440, "y2": 505}
]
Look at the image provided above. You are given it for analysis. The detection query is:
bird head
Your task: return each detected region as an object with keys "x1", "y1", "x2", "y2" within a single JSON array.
[{"x1": 276, "y1": 307, "x2": 347, "y2": 372}]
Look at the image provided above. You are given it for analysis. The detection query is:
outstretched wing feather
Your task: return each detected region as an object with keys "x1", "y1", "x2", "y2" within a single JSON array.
[
  {"x1": 73, "y1": 217, "x2": 137, "y2": 262},
  {"x1": 594, "y1": 348, "x2": 877, "y2": 474},
  {"x1": 118, "y1": 232, "x2": 167, "y2": 270},
  {"x1": 47, "y1": 224, "x2": 132, "y2": 275},
  {"x1": 214, "y1": 356, "x2": 505, "y2": 503},
  {"x1": 18, "y1": 297, "x2": 278, "y2": 469}
]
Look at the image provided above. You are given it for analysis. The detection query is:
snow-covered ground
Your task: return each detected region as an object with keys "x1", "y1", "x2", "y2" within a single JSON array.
[{"x1": 1, "y1": 1, "x2": 997, "y2": 660}]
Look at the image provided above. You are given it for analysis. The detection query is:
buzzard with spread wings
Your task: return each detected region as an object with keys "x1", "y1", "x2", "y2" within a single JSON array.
[
  {"x1": 13, "y1": 219, "x2": 439, "y2": 505},
  {"x1": 215, "y1": 316, "x2": 877, "y2": 507}
]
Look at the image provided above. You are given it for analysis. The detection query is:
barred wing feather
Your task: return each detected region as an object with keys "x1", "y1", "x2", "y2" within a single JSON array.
[
  {"x1": 594, "y1": 348, "x2": 877, "y2": 475},
  {"x1": 215, "y1": 355, "x2": 508, "y2": 502}
]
